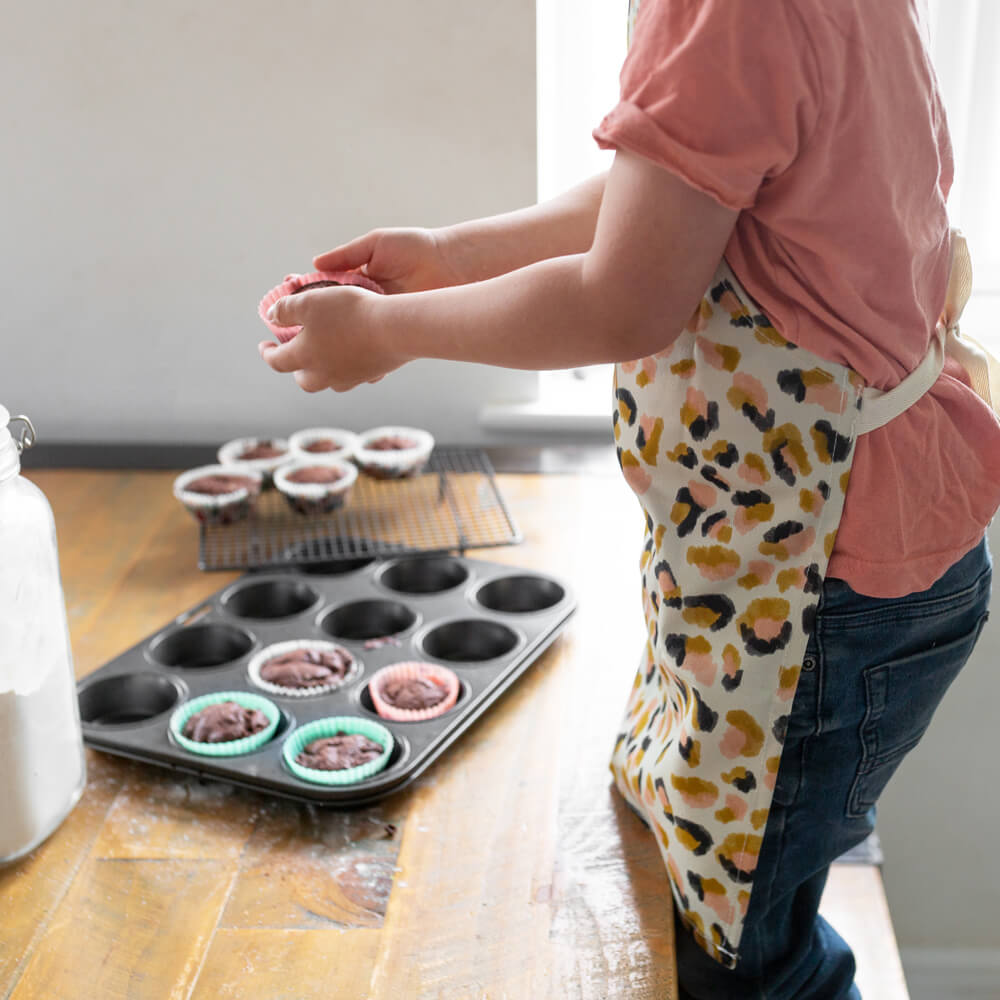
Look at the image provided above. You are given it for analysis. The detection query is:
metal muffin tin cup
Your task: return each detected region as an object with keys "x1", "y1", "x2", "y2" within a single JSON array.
[{"x1": 78, "y1": 553, "x2": 575, "y2": 806}]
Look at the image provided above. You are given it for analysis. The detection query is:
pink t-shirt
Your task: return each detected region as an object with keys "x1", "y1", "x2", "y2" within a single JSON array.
[{"x1": 594, "y1": 0, "x2": 1000, "y2": 597}]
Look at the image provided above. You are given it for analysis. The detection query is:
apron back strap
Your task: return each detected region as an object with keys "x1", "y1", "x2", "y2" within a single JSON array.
[{"x1": 857, "y1": 229, "x2": 1000, "y2": 435}]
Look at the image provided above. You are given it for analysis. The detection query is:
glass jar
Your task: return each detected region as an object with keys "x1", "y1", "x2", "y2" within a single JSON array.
[{"x1": 0, "y1": 405, "x2": 86, "y2": 864}]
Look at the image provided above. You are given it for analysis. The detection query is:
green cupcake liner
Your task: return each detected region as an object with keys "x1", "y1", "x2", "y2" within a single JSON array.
[
  {"x1": 282, "y1": 716, "x2": 394, "y2": 786},
  {"x1": 169, "y1": 691, "x2": 280, "y2": 757}
]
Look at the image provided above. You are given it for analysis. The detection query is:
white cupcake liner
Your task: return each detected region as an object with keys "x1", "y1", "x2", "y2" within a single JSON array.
[
  {"x1": 273, "y1": 458, "x2": 358, "y2": 515},
  {"x1": 282, "y1": 716, "x2": 394, "y2": 786},
  {"x1": 368, "y1": 661, "x2": 460, "y2": 722},
  {"x1": 247, "y1": 639, "x2": 361, "y2": 697},
  {"x1": 288, "y1": 427, "x2": 359, "y2": 463},
  {"x1": 169, "y1": 691, "x2": 280, "y2": 757},
  {"x1": 172, "y1": 464, "x2": 264, "y2": 524},
  {"x1": 354, "y1": 426, "x2": 434, "y2": 479}
]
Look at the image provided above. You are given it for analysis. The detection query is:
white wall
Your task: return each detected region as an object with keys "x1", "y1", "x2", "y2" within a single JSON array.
[{"x1": 1, "y1": 0, "x2": 538, "y2": 445}]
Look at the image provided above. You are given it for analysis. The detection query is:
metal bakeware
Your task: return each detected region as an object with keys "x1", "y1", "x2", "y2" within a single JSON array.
[{"x1": 77, "y1": 554, "x2": 575, "y2": 806}]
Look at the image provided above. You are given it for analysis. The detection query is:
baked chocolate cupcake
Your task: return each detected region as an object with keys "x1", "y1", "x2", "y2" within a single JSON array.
[
  {"x1": 259, "y1": 270, "x2": 385, "y2": 344},
  {"x1": 217, "y1": 437, "x2": 291, "y2": 488},
  {"x1": 368, "y1": 661, "x2": 460, "y2": 722},
  {"x1": 248, "y1": 639, "x2": 360, "y2": 697},
  {"x1": 172, "y1": 464, "x2": 264, "y2": 525},
  {"x1": 282, "y1": 716, "x2": 394, "y2": 786},
  {"x1": 169, "y1": 691, "x2": 280, "y2": 757},
  {"x1": 354, "y1": 427, "x2": 434, "y2": 480},
  {"x1": 274, "y1": 459, "x2": 357, "y2": 515},
  {"x1": 288, "y1": 427, "x2": 359, "y2": 463}
]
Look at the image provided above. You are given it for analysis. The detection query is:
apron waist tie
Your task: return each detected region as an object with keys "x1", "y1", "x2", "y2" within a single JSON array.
[
  {"x1": 856, "y1": 229, "x2": 1000, "y2": 435},
  {"x1": 856, "y1": 325, "x2": 946, "y2": 434}
]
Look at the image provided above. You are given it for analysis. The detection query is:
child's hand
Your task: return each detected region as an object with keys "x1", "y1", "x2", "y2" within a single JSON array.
[
  {"x1": 258, "y1": 286, "x2": 411, "y2": 392},
  {"x1": 313, "y1": 228, "x2": 462, "y2": 295}
]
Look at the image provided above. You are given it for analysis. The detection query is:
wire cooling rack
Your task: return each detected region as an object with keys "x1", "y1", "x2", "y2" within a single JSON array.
[{"x1": 198, "y1": 447, "x2": 521, "y2": 571}]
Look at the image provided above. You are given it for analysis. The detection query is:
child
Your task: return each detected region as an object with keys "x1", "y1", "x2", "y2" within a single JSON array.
[{"x1": 260, "y1": 1, "x2": 1000, "y2": 996}]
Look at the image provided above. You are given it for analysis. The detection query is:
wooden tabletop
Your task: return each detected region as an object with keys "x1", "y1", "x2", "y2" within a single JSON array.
[{"x1": 1, "y1": 468, "x2": 678, "y2": 1000}]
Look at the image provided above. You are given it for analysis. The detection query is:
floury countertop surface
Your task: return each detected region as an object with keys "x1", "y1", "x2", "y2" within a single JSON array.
[{"x1": 1, "y1": 466, "x2": 917, "y2": 998}]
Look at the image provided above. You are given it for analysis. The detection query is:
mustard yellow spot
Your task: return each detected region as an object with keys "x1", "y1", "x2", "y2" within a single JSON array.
[
  {"x1": 722, "y1": 767, "x2": 750, "y2": 786},
  {"x1": 683, "y1": 605, "x2": 724, "y2": 629},
  {"x1": 671, "y1": 501, "x2": 693, "y2": 527},
  {"x1": 715, "y1": 806, "x2": 738, "y2": 823},
  {"x1": 671, "y1": 358, "x2": 697, "y2": 377},
  {"x1": 776, "y1": 568, "x2": 802, "y2": 592},
  {"x1": 654, "y1": 523, "x2": 667, "y2": 551},
  {"x1": 640, "y1": 417, "x2": 664, "y2": 465},
  {"x1": 737, "y1": 597, "x2": 791, "y2": 635},
  {"x1": 778, "y1": 664, "x2": 800, "y2": 691},
  {"x1": 750, "y1": 809, "x2": 769, "y2": 830},
  {"x1": 801, "y1": 367, "x2": 835, "y2": 387},
  {"x1": 686, "y1": 545, "x2": 741, "y2": 574},
  {"x1": 688, "y1": 635, "x2": 712, "y2": 655},
  {"x1": 766, "y1": 756, "x2": 781, "y2": 777},
  {"x1": 680, "y1": 402, "x2": 700, "y2": 428},
  {"x1": 718, "y1": 832, "x2": 763, "y2": 862},
  {"x1": 738, "y1": 572, "x2": 764, "y2": 590},
  {"x1": 667, "y1": 442, "x2": 693, "y2": 463},
  {"x1": 716, "y1": 343, "x2": 742, "y2": 371},
  {"x1": 725, "y1": 710, "x2": 765, "y2": 757},
  {"x1": 753, "y1": 324, "x2": 788, "y2": 347},
  {"x1": 799, "y1": 488, "x2": 815, "y2": 513},
  {"x1": 686, "y1": 740, "x2": 701, "y2": 768},
  {"x1": 825, "y1": 530, "x2": 837, "y2": 559},
  {"x1": 743, "y1": 452, "x2": 770, "y2": 482},
  {"x1": 636, "y1": 369, "x2": 651, "y2": 388},
  {"x1": 840, "y1": 469, "x2": 851, "y2": 493},
  {"x1": 763, "y1": 424, "x2": 812, "y2": 478},
  {"x1": 670, "y1": 774, "x2": 719, "y2": 804},
  {"x1": 620, "y1": 449, "x2": 640, "y2": 468}
]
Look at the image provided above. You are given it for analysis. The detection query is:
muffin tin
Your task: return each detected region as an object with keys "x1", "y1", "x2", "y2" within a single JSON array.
[{"x1": 77, "y1": 554, "x2": 575, "y2": 806}]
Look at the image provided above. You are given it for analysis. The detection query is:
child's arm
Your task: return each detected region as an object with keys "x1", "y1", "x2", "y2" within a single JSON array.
[
  {"x1": 313, "y1": 172, "x2": 609, "y2": 293},
  {"x1": 260, "y1": 150, "x2": 737, "y2": 392}
]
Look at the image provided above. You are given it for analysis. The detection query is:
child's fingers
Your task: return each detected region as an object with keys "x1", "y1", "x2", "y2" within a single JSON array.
[
  {"x1": 265, "y1": 294, "x2": 306, "y2": 330},
  {"x1": 258, "y1": 338, "x2": 302, "y2": 374},
  {"x1": 313, "y1": 232, "x2": 377, "y2": 273}
]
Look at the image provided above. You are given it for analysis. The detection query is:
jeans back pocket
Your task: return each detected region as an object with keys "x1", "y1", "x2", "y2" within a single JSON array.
[{"x1": 848, "y1": 613, "x2": 989, "y2": 817}]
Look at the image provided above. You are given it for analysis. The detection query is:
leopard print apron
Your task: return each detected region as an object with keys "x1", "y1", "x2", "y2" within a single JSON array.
[{"x1": 610, "y1": 260, "x2": 867, "y2": 967}]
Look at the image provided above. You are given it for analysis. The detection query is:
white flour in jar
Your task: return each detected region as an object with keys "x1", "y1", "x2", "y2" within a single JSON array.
[{"x1": 0, "y1": 490, "x2": 86, "y2": 863}]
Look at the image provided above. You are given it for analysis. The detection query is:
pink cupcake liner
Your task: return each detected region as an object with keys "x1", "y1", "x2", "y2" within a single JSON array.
[
  {"x1": 258, "y1": 270, "x2": 385, "y2": 343},
  {"x1": 368, "y1": 661, "x2": 460, "y2": 723}
]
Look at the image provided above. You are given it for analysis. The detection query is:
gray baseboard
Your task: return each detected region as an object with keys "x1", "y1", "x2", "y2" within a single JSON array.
[{"x1": 901, "y1": 948, "x2": 1000, "y2": 1000}]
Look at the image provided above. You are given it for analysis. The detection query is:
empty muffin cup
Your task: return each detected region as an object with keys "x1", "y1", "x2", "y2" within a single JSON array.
[
  {"x1": 221, "y1": 577, "x2": 320, "y2": 620},
  {"x1": 217, "y1": 436, "x2": 291, "y2": 488},
  {"x1": 378, "y1": 556, "x2": 469, "y2": 595},
  {"x1": 420, "y1": 619, "x2": 520, "y2": 663},
  {"x1": 320, "y1": 599, "x2": 417, "y2": 641},
  {"x1": 475, "y1": 575, "x2": 566, "y2": 614},
  {"x1": 172, "y1": 464, "x2": 263, "y2": 525},
  {"x1": 367, "y1": 661, "x2": 460, "y2": 722},
  {"x1": 149, "y1": 622, "x2": 256, "y2": 669},
  {"x1": 354, "y1": 426, "x2": 434, "y2": 480},
  {"x1": 282, "y1": 716, "x2": 394, "y2": 786},
  {"x1": 274, "y1": 459, "x2": 358, "y2": 516},
  {"x1": 248, "y1": 639, "x2": 360, "y2": 698},
  {"x1": 169, "y1": 691, "x2": 280, "y2": 757},
  {"x1": 288, "y1": 427, "x2": 359, "y2": 463},
  {"x1": 78, "y1": 672, "x2": 183, "y2": 726}
]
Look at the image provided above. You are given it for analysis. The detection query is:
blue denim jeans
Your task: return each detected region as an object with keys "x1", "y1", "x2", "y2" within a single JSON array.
[{"x1": 675, "y1": 536, "x2": 993, "y2": 1000}]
